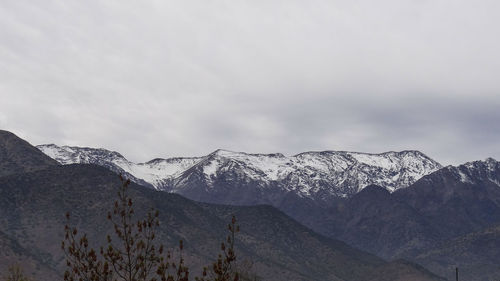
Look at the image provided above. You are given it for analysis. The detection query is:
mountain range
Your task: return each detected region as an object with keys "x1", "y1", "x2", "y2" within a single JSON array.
[
  {"x1": 318, "y1": 158, "x2": 500, "y2": 281},
  {"x1": 36, "y1": 144, "x2": 442, "y2": 201},
  {"x1": 0, "y1": 130, "x2": 448, "y2": 281},
  {"x1": 34, "y1": 138, "x2": 500, "y2": 281}
]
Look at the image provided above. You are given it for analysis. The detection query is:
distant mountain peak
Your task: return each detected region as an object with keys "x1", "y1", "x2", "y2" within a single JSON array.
[
  {"x1": 443, "y1": 158, "x2": 500, "y2": 185},
  {"x1": 484, "y1": 157, "x2": 498, "y2": 169},
  {"x1": 36, "y1": 144, "x2": 442, "y2": 204}
]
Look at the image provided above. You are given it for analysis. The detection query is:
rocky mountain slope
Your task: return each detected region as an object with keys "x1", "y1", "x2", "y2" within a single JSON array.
[
  {"x1": 31, "y1": 134, "x2": 500, "y2": 281},
  {"x1": 0, "y1": 131, "x2": 446, "y2": 281},
  {"x1": 318, "y1": 158, "x2": 500, "y2": 281},
  {"x1": 0, "y1": 164, "x2": 378, "y2": 281},
  {"x1": 414, "y1": 224, "x2": 500, "y2": 281},
  {"x1": 37, "y1": 144, "x2": 442, "y2": 201},
  {"x1": 0, "y1": 130, "x2": 58, "y2": 177}
]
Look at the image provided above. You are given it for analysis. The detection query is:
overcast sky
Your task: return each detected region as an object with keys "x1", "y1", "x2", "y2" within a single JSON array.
[{"x1": 1, "y1": 0, "x2": 499, "y2": 165}]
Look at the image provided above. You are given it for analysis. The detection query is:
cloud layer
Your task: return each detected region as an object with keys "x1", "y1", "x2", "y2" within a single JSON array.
[{"x1": 1, "y1": 0, "x2": 499, "y2": 165}]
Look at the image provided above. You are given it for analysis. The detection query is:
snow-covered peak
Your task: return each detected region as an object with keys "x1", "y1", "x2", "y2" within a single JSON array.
[
  {"x1": 272, "y1": 150, "x2": 441, "y2": 195},
  {"x1": 447, "y1": 158, "x2": 499, "y2": 186},
  {"x1": 37, "y1": 144, "x2": 125, "y2": 165},
  {"x1": 202, "y1": 149, "x2": 291, "y2": 181},
  {"x1": 36, "y1": 144, "x2": 203, "y2": 188},
  {"x1": 294, "y1": 150, "x2": 435, "y2": 169},
  {"x1": 36, "y1": 144, "x2": 443, "y2": 199},
  {"x1": 484, "y1": 157, "x2": 498, "y2": 171}
]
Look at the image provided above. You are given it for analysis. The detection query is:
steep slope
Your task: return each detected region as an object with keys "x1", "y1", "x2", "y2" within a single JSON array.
[
  {"x1": 0, "y1": 130, "x2": 449, "y2": 280},
  {"x1": 37, "y1": 145, "x2": 441, "y2": 201},
  {"x1": 316, "y1": 158, "x2": 500, "y2": 281},
  {"x1": 0, "y1": 164, "x2": 381, "y2": 281},
  {"x1": 34, "y1": 144, "x2": 446, "y2": 260},
  {"x1": 415, "y1": 225, "x2": 500, "y2": 281},
  {"x1": 394, "y1": 158, "x2": 500, "y2": 239},
  {"x1": 325, "y1": 185, "x2": 441, "y2": 259},
  {"x1": 35, "y1": 144, "x2": 156, "y2": 188},
  {"x1": 0, "y1": 130, "x2": 58, "y2": 177},
  {"x1": 0, "y1": 229, "x2": 60, "y2": 280},
  {"x1": 363, "y1": 259, "x2": 447, "y2": 281}
]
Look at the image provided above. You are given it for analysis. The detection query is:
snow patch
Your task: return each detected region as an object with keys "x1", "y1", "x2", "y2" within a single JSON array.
[
  {"x1": 458, "y1": 170, "x2": 472, "y2": 183},
  {"x1": 36, "y1": 145, "x2": 443, "y2": 198}
]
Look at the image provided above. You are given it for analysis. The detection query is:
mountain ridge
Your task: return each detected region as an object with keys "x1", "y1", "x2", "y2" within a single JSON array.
[
  {"x1": 0, "y1": 131, "x2": 58, "y2": 177},
  {"x1": 0, "y1": 163, "x2": 446, "y2": 281},
  {"x1": 36, "y1": 144, "x2": 442, "y2": 200},
  {"x1": 319, "y1": 157, "x2": 500, "y2": 281},
  {"x1": 0, "y1": 130, "x2": 447, "y2": 281},
  {"x1": 7, "y1": 133, "x2": 497, "y2": 281}
]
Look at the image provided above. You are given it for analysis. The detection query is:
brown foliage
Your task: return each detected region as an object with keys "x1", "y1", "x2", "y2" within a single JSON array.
[{"x1": 3, "y1": 264, "x2": 31, "y2": 281}]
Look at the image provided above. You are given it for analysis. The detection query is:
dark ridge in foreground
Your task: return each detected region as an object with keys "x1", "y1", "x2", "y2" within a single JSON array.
[
  {"x1": 0, "y1": 130, "x2": 58, "y2": 177},
  {"x1": 0, "y1": 129, "x2": 447, "y2": 280},
  {"x1": 0, "y1": 164, "x2": 444, "y2": 281}
]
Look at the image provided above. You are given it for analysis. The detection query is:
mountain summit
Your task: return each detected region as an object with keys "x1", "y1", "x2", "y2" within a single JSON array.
[{"x1": 37, "y1": 145, "x2": 441, "y2": 202}]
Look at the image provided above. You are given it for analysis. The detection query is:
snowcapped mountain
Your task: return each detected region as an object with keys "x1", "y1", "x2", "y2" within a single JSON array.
[
  {"x1": 36, "y1": 144, "x2": 442, "y2": 201},
  {"x1": 37, "y1": 144, "x2": 202, "y2": 188},
  {"x1": 444, "y1": 158, "x2": 500, "y2": 186}
]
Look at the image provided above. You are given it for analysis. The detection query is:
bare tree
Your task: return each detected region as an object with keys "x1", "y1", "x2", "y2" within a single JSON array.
[
  {"x1": 62, "y1": 175, "x2": 240, "y2": 281},
  {"x1": 62, "y1": 176, "x2": 188, "y2": 281},
  {"x1": 196, "y1": 216, "x2": 240, "y2": 281}
]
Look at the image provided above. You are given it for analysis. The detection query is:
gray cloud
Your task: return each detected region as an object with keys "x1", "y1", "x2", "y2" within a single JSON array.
[{"x1": 1, "y1": 0, "x2": 499, "y2": 165}]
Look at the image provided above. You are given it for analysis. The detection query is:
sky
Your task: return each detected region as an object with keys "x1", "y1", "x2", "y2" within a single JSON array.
[{"x1": 1, "y1": 0, "x2": 499, "y2": 165}]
